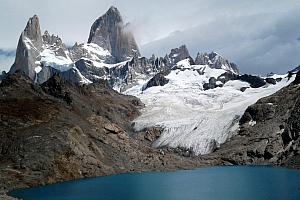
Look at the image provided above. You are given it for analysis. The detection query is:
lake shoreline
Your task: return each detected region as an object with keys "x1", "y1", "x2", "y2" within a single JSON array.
[
  {"x1": 5, "y1": 164, "x2": 300, "y2": 200},
  {"x1": 8, "y1": 165, "x2": 300, "y2": 200}
]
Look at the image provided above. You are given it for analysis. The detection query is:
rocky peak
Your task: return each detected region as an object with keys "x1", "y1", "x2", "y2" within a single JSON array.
[
  {"x1": 168, "y1": 45, "x2": 191, "y2": 65},
  {"x1": 195, "y1": 51, "x2": 239, "y2": 74},
  {"x1": 41, "y1": 30, "x2": 69, "y2": 60},
  {"x1": 42, "y1": 30, "x2": 63, "y2": 47},
  {"x1": 23, "y1": 15, "x2": 42, "y2": 44},
  {"x1": 87, "y1": 6, "x2": 140, "y2": 62},
  {"x1": 9, "y1": 15, "x2": 43, "y2": 79},
  {"x1": 106, "y1": 6, "x2": 122, "y2": 20}
]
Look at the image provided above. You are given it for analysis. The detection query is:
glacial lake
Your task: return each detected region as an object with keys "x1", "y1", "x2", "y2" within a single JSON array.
[{"x1": 10, "y1": 166, "x2": 300, "y2": 200}]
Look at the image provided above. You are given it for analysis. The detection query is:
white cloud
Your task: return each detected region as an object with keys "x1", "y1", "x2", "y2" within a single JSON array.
[
  {"x1": 0, "y1": 0, "x2": 300, "y2": 74},
  {"x1": 0, "y1": 55, "x2": 14, "y2": 72}
]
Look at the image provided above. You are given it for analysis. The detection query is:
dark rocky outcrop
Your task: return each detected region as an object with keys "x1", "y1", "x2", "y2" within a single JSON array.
[
  {"x1": 202, "y1": 71, "x2": 240, "y2": 90},
  {"x1": 290, "y1": 65, "x2": 300, "y2": 73},
  {"x1": 87, "y1": 6, "x2": 140, "y2": 62},
  {"x1": 293, "y1": 70, "x2": 300, "y2": 84},
  {"x1": 236, "y1": 74, "x2": 266, "y2": 88},
  {"x1": 211, "y1": 78, "x2": 300, "y2": 168},
  {"x1": 265, "y1": 77, "x2": 276, "y2": 85},
  {"x1": 142, "y1": 73, "x2": 169, "y2": 91},
  {"x1": 203, "y1": 77, "x2": 218, "y2": 90},
  {"x1": 217, "y1": 72, "x2": 237, "y2": 84}
]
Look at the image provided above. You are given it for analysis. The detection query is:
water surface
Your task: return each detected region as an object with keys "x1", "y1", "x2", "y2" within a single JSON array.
[{"x1": 10, "y1": 166, "x2": 300, "y2": 200}]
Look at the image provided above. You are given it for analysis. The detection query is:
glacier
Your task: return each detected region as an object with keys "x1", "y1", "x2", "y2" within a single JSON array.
[{"x1": 125, "y1": 60, "x2": 293, "y2": 155}]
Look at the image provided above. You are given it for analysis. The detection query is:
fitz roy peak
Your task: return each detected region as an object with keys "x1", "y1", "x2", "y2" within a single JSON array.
[{"x1": 88, "y1": 6, "x2": 140, "y2": 62}]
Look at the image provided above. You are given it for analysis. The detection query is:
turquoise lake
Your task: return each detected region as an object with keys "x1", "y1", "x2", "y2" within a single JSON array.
[{"x1": 10, "y1": 166, "x2": 300, "y2": 200}]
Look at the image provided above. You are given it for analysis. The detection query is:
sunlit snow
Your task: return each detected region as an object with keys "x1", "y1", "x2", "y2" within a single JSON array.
[{"x1": 38, "y1": 49, "x2": 74, "y2": 71}]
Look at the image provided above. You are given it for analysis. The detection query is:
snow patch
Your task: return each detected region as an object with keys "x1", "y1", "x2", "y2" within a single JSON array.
[
  {"x1": 249, "y1": 120, "x2": 256, "y2": 126},
  {"x1": 39, "y1": 49, "x2": 74, "y2": 71},
  {"x1": 73, "y1": 67, "x2": 92, "y2": 84},
  {"x1": 34, "y1": 66, "x2": 42, "y2": 73},
  {"x1": 82, "y1": 43, "x2": 111, "y2": 61}
]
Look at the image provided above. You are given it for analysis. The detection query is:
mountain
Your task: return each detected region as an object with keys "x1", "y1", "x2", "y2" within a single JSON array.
[
  {"x1": 5, "y1": 6, "x2": 296, "y2": 156},
  {"x1": 195, "y1": 52, "x2": 239, "y2": 74},
  {"x1": 87, "y1": 6, "x2": 140, "y2": 62},
  {"x1": 9, "y1": 15, "x2": 43, "y2": 80},
  {"x1": 2, "y1": 6, "x2": 300, "y2": 199},
  {"x1": 168, "y1": 45, "x2": 191, "y2": 65},
  {"x1": 6, "y1": 8, "x2": 241, "y2": 92},
  {"x1": 8, "y1": 15, "x2": 79, "y2": 84}
]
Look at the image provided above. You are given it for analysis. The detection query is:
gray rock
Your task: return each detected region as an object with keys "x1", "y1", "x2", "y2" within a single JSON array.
[
  {"x1": 217, "y1": 72, "x2": 237, "y2": 84},
  {"x1": 142, "y1": 73, "x2": 169, "y2": 91},
  {"x1": 36, "y1": 66, "x2": 59, "y2": 84},
  {"x1": 87, "y1": 6, "x2": 140, "y2": 62},
  {"x1": 236, "y1": 74, "x2": 266, "y2": 88},
  {"x1": 213, "y1": 80, "x2": 300, "y2": 168},
  {"x1": 9, "y1": 15, "x2": 43, "y2": 79},
  {"x1": 168, "y1": 45, "x2": 191, "y2": 65},
  {"x1": 195, "y1": 52, "x2": 239, "y2": 74},
  {"x1": 265, "y1": 77, "x2": 276, "y2": 85},
  {"x1": 42, "y1": 31, "x2": 69, "y2": 59},
  {"x1": 290, "y1": 65, "x2": 300, "y2": 73},
  {"x1": 293, "y1": 70, "x2": 300, "y2": 84},
  {"x1": 203, "y1": 77, "x2": 219, "y2": 90}
]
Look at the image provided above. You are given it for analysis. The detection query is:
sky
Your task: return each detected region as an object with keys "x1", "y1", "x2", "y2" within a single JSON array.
[{"x1": 1, "y1": 0, "x2": 300, "y2": 74}]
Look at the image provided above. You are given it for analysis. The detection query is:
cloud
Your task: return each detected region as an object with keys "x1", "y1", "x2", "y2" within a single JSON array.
[
  {"x1": 0, "y1": 49, "x2": 15, "y2": 72},
  {"x1": 141, "y1": 6, "x2": 300, "y2": 74},
  {"x1": 0, "y1": 0, "x2": 299, "y2": 74}
]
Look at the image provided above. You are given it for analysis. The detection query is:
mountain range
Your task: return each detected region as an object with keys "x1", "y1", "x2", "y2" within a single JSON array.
[{"x1": 0, "y1": 6, "x2": 300, "y2": 199}]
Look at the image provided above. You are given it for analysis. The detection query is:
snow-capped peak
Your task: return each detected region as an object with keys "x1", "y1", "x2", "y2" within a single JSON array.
[{"x1": 195, "y1": 51, "x2": 239, "y2": 74}]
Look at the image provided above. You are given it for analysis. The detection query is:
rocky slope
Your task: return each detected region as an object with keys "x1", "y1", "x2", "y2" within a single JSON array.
[
  {"x1": 210, "y1": 71, "x2": 300, "y2": 168},
  {"x1": 0, "y1": 72, "x2": 217, "y2": 196}
]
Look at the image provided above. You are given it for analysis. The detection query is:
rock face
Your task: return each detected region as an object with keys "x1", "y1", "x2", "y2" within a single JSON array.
[
  {"x1": 195, "y1": 52, "x2": 239, "y2": 74},
  {"x1": 291, "y1": 65, "x2": 300, "y2": 73},
  {"x1": 236, "y1": 74, "x2": 266, "y2": 88},
  {"x1": 211, "y1": 75, "x2": 300, "y2": 168},
  {"x1": 0, "y1": 73, "x2": 215, "y2": 194},
  {"x1": 87, "y1": 6, "x2": 140, "y2": 62},
  {"x1": 9, "y1": 15, "x2": 43, "y2": 79},
  {"x1": 168, "y1": 45, "x2": 191, "y2": 65},
  {"x1": 142, "y1": 73, "x2": 169, "y2": 91},
  {"x1": 8, "y1": 15, "x2": 77, "y2": 85}
]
